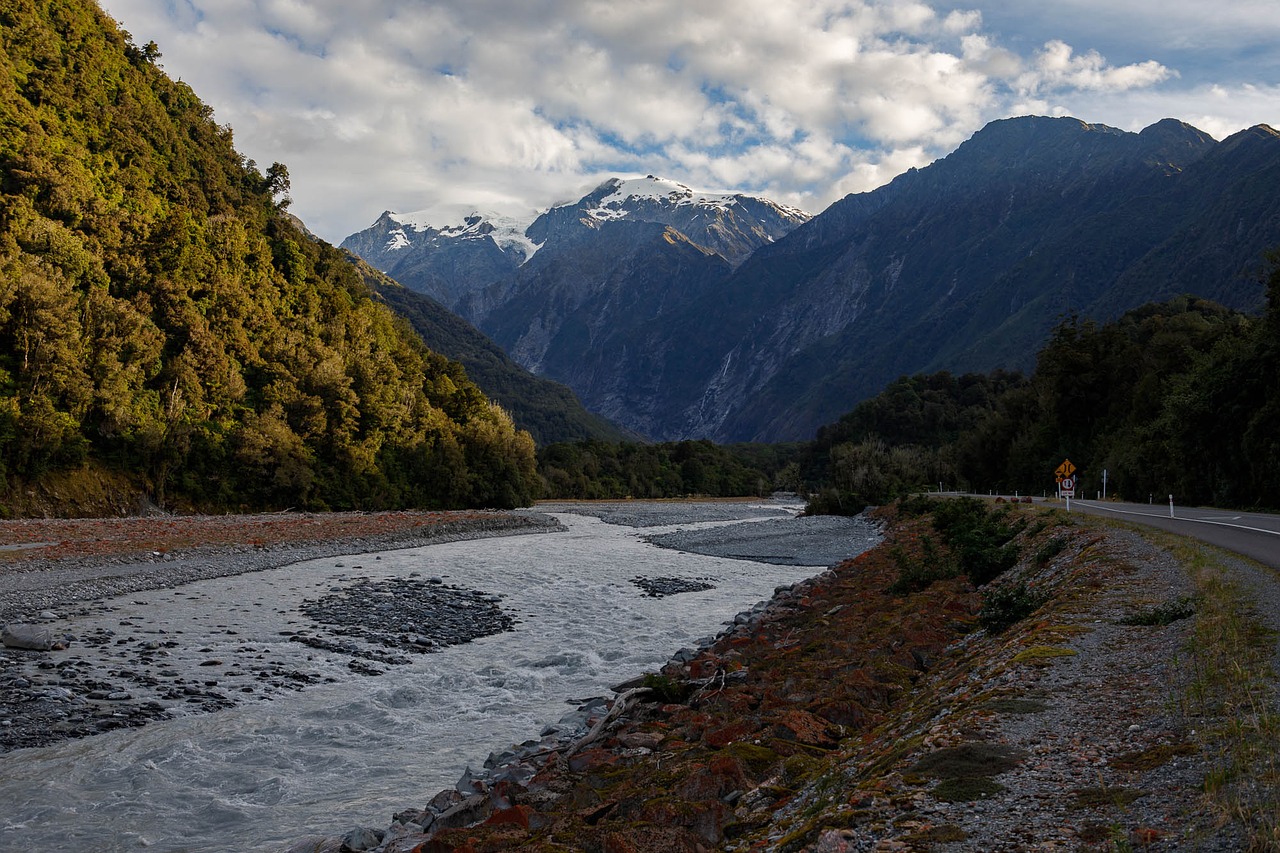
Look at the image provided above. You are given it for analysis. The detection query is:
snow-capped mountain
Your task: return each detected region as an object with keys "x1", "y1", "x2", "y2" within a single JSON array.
[
  {"x1": 528, "y1": 176, "x2": 810, "y2": 266},
  {"x1": 340, "y1": 177, "x2": 810, "y2": 309},
  {"x1": 339, "y1": 206, "x2": 540, "y2": 308}
]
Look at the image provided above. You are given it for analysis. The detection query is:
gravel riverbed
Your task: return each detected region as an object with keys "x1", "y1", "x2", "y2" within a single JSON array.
[{"x1": 0, "y1": 510, "x2": 564, "y2": 753}]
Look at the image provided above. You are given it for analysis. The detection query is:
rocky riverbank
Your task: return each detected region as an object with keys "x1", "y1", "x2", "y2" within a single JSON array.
[
  {"x1": 289, "y1": 500, "x2": 1261, "y2": 852},
  {"x1": 0, "y1": 510, "x2": 563, "y2": 752}
]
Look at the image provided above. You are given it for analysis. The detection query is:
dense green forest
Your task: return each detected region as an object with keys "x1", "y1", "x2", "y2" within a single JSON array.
[
  {"x1": 537, "y1": 440, "x2": 800, "y2": 500},
  {"x1": 0, "y1": 0, "x2": 538, "y2": 514},
  {"x1": 806, "y1": 283, "x2": 1280, "y2": 513}
]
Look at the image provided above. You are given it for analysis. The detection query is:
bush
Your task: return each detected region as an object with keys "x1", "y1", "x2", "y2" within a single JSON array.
[
  {"x1": 979, "y1": 580, "x2": 1047, "y2": 633},
  {"x1": 1120, "y1": 596, "x2": 1197, "y2": 626},
  {"x1": 888, "y1": 534, "x2": 959, "y2": 594},
  {"x1": 1033, "y1": 536, "x2": 1068, "y2": 566},
  {"x1": 931, "y1": 498, "x2": 1023, "y2": 586}
]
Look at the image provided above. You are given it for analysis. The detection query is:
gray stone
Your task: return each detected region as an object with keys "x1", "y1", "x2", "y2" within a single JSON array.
[
  {"x1": 2, "y1": 624, "x2": 67, "y2": 651},
  {"x1": 433, "y1": 793, "x2": 492, "y2": 831},
  {"x1": 339, "y1": 826, "x2": 383, "y2": 851}
]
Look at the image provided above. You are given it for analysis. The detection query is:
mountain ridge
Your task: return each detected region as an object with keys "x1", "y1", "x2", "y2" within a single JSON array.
[
  {"x1": 341, "y1": 175, "x2": 809, "y2": 310},
  {"x1": 343, "y1": 115, "x2": 1277, "y2": 445}
]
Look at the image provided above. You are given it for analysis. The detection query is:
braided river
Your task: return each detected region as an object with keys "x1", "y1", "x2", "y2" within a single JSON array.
[{"x1": 0, "y1": 503, "x2": 878, "y2": 852}]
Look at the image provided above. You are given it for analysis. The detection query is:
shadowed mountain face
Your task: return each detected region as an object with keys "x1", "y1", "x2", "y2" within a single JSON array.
[
  {"x1": 347, "y1": 117, "x2": 1278, "y2": 443},
  {"x1": 345, "y1": 255, "x2": 634, "y2": 446}
]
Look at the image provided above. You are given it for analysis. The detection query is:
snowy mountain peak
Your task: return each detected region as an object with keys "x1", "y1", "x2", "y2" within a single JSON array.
[
  {"x1": 581, "y1": 175, "x2": 799, "y2": 222},
  {"x1": 593, "y1": 175, "x2": 732, "y2": 209},
  {"x1": 382, "y1": 206, "x2": 542, "y2": 262}
]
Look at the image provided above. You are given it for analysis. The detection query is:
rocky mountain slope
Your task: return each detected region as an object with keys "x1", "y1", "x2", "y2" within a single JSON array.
[
  {"x1": 703, "y1": 117, "x2": 1278, "y2": 442},
  {"x1": 340, "y1": 208, "x2": 537, "y2": 308}
]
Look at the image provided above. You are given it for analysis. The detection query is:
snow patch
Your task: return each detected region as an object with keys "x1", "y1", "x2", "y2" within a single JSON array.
[{"x1": 585, "y1": 176, "x2": 741, "y2": 222}]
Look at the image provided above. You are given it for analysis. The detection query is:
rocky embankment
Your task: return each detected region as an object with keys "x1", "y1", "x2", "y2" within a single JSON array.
[
  {"x1": 291, "y1": 501, "x2": 1258, "y2": 852},
  {"x1": 0, "y1": 510, "x2": 563, "y2": 752}
]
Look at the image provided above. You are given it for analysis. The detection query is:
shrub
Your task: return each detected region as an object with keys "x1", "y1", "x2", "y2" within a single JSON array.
[
  {"x1": 895, "y1": 494, "x2": 938, "y2": 517},
  {"x1": 931, "y1": 497, "x2": 1023, "y2": 586},
  {"x1": 1034, "y1": 536, "x2": 1068, "y2": 566},
  {"x1": 1119, "y1": 596, "x2": 1197, "y2": 626},
  {"x1": 641, "y1": 673, "x2": 693, "y2": 703},
  {"x1": 979, "y1": 580, "x2": 1047, "y2": 633},
  {"x1": 887, "y1": 534, "x2": 959, "y2": 594}
]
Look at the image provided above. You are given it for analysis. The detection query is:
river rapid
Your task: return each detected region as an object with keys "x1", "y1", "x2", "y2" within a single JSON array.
[{"x1": 0, "y1": 503, "x2": 878, "y2": 852}]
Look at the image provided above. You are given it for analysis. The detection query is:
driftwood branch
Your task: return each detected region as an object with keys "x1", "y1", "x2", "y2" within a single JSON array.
[{"x1": 565, "y1": 686, "x2": 653, "y2": 756}]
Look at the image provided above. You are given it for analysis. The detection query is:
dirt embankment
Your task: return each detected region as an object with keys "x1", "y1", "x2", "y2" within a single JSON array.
[{"x1": 297, "y1": 503, "x2": 1260, "y2": 853}]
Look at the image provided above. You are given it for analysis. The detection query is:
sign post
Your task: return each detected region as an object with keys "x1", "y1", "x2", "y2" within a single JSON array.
[{"x1": 1054, "y1": 459, "x2": 1076, "y2": 503}]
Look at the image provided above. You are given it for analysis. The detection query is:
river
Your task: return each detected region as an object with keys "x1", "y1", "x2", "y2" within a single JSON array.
[{"x1": 0, "y1": 504, "x2": 878, "y2": 852}]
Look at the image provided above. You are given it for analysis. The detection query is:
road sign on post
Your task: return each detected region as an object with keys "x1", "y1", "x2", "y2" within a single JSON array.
[
  {"x1": 1054, "y1": 459, "x2": 1076, "y2": 481},
  {"x1": 1060, "y1": 476, "x2": 1076, "y2": 498}
]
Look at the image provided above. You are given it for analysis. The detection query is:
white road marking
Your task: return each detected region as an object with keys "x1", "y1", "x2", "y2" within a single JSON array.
[{"x1": 1075, "y1": 502, "x2": 1280, "y2": 538}]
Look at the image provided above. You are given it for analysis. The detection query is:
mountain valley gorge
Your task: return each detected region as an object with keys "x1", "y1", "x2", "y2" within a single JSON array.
[{"x1": 346, "y1": 119, "x2": 1280, "y2": 444}]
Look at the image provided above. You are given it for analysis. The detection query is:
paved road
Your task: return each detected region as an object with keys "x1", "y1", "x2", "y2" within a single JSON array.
[{"x1": 1062, "y1": 499, "x2": 1280, "y2": 570}]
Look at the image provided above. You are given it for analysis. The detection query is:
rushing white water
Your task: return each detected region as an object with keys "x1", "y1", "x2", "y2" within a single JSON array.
[{"x1": 0, "y1": 509, "x2": 877, "y2": 852}]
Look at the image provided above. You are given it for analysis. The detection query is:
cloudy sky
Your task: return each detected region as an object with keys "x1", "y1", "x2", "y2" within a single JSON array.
[{"x1": 99, "y1": 0, "x2": 1280, "y2": 242}]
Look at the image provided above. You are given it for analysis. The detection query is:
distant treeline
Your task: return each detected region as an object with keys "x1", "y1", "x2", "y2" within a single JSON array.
[
  {"x1": 537, "y1": 440, "x2": 801, "y2": 500},
  {"x1": 540, "y1": 274, "x2": 1280, "y2": 513}
]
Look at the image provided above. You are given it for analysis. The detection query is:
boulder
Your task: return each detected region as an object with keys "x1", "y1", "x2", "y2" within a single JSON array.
[{"x1": 2, "y1": 624, "x2": 68, "y2": 651}]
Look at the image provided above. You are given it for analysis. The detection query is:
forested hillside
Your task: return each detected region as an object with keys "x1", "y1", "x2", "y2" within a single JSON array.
[
  {"x1": 350, "y1": 257, "x2": 633, "y2": 446},
  {"x1": 806, "y1": 278, "x2": 1280, "y2": 512},
  {"x1": 0, "y1": 0, "x2": 537, "y2": 514}
]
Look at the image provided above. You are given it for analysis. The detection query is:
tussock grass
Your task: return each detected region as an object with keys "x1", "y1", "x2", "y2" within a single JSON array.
[{"x1": 1158, "y1": 536, "x2": 1280, "y2": 851}]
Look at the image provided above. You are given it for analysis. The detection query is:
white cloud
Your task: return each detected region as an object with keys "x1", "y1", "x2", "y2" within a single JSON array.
[
  {"x1": 1021, "y1": 40, "x2": 1173, "y2": 95},
  {"x1": 97, "y1": 0, "x2": 1271, "y2": 242}
]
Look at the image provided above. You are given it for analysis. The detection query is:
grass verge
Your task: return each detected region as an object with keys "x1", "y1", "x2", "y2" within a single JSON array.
[{"x1": 1156, "y1": 534, "x2": 1280, "y2": 850}]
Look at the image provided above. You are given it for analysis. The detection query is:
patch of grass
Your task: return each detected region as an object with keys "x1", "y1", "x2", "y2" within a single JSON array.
[
  {"x1": 723, "y1": 741, "x2": 780, "y2": 775},
  {"x1": 902, "y1": 823, "x2": 967, "y2": 844},
  {"x1": 1111, "y1": 741, "x2": 1197, "y2": 772},
  {"x1": 1119, "y1": 596, "x2": 1196, "y2": 626},
  {"x1": 978, "y1": 580, "x2": 1048, "y2": 633},
  {"x1": 910, "y1": 742, "x2": 1024, "y2": 778},
  {"x1": 933, "y1": 776, "x2": 1006, "y2": 802},
  {"x1": 1174, "y1": 542, "x2": 1280, "y2": 848},
  {"x1": 1069, "y1": 785, "x2": 1147, "y2": 810},
  {"x1": 1122, "y1": 529, "x2": 1280, "y2": 849},
  {"x1": 781, "y1": 753, "x2": 823, "y2": 788},
  {"x1": 1011, "y1": 645, "x2": 1077, "y2": 665}
]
